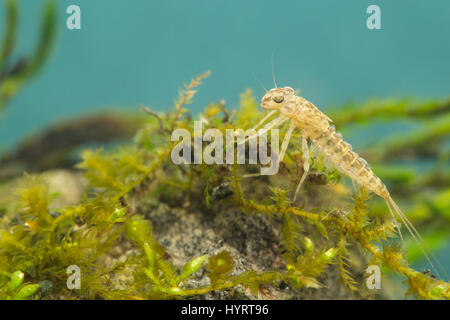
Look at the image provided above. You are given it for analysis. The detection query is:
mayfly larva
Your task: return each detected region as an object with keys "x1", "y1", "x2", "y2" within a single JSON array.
[{"x1": 247, "y1": 85, "x2": 447, "y2": 279}]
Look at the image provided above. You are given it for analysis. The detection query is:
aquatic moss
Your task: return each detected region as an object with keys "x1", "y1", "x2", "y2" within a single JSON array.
[{"x1": 0, "y1": 70, "x2": 449, "y2": 300}]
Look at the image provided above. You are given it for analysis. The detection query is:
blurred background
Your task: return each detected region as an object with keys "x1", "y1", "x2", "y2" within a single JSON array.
[
  {"x1": 1, "y1": 0, "x2": 449, "y2": 148},
  {"x1": 0, "y1": 0, "x2": 449, "y2": 280}
]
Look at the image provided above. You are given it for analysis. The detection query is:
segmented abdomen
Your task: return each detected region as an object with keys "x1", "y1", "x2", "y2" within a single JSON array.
[{"x1": 306, "y1": 125, "x2": 388, "y2": 198}]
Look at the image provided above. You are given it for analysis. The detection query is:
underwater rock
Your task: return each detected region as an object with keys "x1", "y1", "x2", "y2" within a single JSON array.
[{"x1": 137, "y1": 201, "x2": 357, "y2": 299}]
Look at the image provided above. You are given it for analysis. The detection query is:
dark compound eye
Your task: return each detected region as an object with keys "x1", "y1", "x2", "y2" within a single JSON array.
[{"x1": 273, "y1": 95, "x2": 284, "y2": 103}]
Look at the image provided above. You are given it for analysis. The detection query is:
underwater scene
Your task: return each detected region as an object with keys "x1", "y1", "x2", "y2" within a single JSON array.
[{"x1": 0, "y1": 0, "x2": 449, "y2": 302}]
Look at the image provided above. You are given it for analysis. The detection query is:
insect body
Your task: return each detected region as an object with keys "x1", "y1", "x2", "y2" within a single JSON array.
[
  {"x1": 252, "y1": 86, "x2": 445, "y2": 279},
  {"x1": 266, "y1": 88, "x2": 388, "y2": 198}
]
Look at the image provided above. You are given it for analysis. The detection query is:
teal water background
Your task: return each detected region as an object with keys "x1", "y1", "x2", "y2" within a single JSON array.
[
  {"x1": 1, "y1": 0, "x2": 449, "y2": 148},
  {"x1": 0, "y1": 0, "x2": 449, "y2": 273}
]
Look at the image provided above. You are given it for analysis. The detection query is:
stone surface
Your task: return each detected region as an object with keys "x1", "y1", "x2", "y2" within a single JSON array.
[{"x1": 140, "y1": 201, "x2": 358, "y2": 299}]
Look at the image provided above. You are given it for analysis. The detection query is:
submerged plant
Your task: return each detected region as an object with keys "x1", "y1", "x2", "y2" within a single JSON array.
[
  {"x1": 0, "y1": 70, "x2": 449, "y2": 300},
  {"x1": 0, "y1": 0, "x2": 56, "y2": 112}
]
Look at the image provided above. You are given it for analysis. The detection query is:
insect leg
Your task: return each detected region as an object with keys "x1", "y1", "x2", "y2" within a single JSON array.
[
  {"x1": 293, "y1": 136, "x2": 310, "y2": 202},
  {"x1": 248, "y1": 110, "x2": 278, "y2": 132},
  {"x1": 351, "y1": 180, "x2": 361, "y2": 193},
  {"x1": 278, "y1": 122, "x2": 296, "y2": 163},
  {"x1": 238, "y1": 115, "x2": 288, "y2": 146},
  {"x1": 386, "y1": 199, "x2": 407, "y2": 254}
]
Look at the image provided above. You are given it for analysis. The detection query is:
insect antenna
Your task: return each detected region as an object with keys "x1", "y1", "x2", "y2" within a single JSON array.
[
  {"x1": 252, "y1": 73, "x2": 267, "y2": 92},
  {"x1": 272, "y1": 53, "x2": 277, "y2": 88}
]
